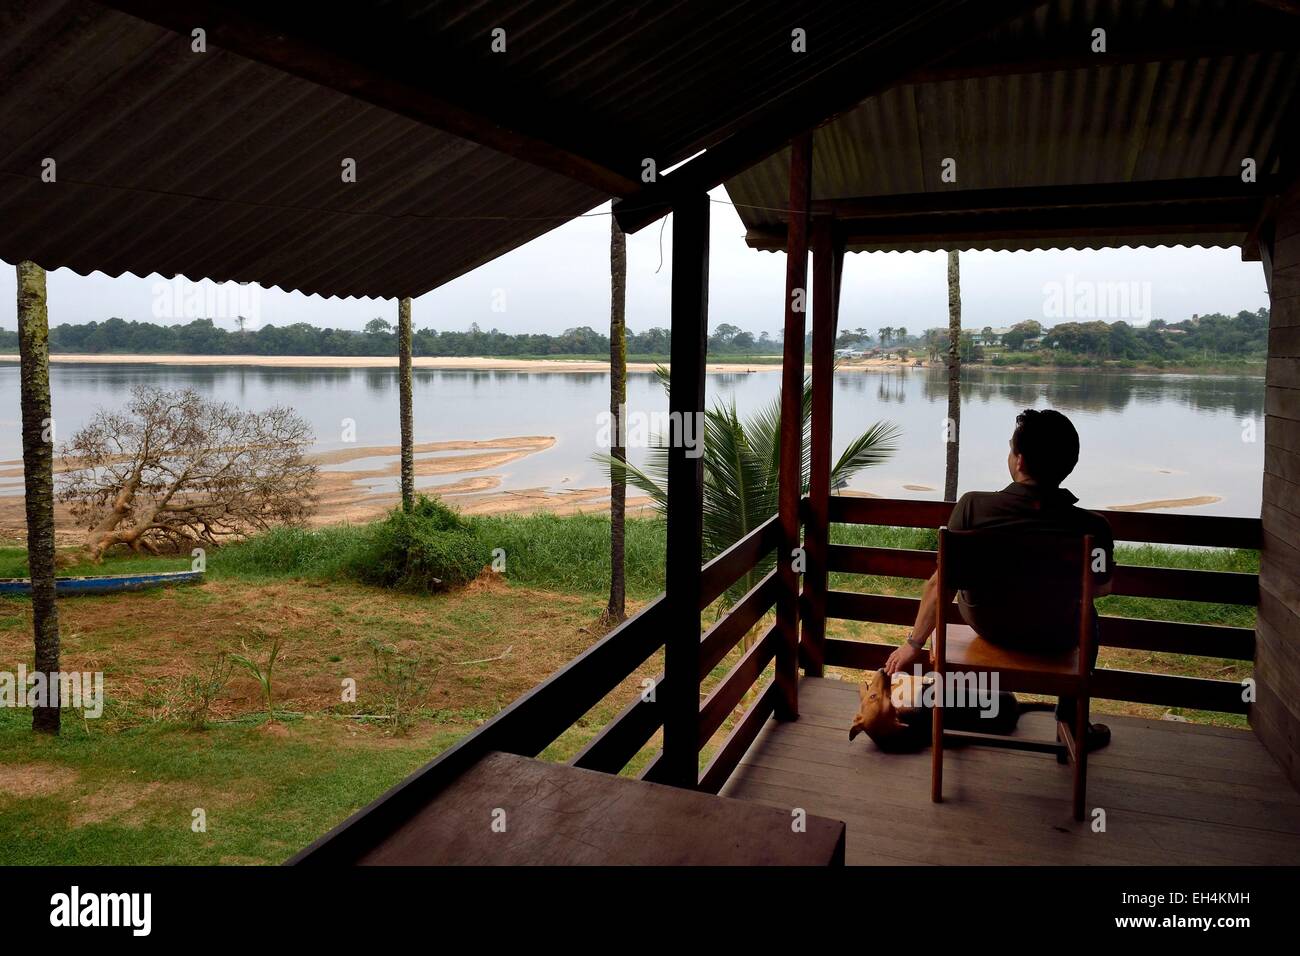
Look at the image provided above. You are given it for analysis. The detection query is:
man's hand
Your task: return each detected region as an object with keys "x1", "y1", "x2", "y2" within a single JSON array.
[{"x1": 885, "y1": 640, "x2": 926, "y2": 675}]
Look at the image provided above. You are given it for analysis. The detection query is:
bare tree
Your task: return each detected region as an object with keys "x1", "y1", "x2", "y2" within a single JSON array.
[
  {"x1": 59, "y1": 387, "x2": 317, "y2": 560},
  {"x1": 605, "y1": 216, "x2": 628, "y2": 624},
  {"x1": 944, "y1": 250, "x2": 962, "y2": 501},
  {"x1": 17, "y1": 261, "x2": 60, "y2": 735},
  {"x1": 398, "y1": 296, "x2": 414, "y2": 512}
]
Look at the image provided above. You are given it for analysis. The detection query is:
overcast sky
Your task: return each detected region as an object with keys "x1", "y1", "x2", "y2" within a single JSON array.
[{"x1": 0, "y1": 186, "x2": 1269, "y2": 337}]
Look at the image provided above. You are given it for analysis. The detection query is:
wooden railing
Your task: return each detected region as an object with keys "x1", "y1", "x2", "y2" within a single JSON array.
[
  {"x1": 291, "y1": 514, "x2": 784, "y2": 862},
  {"x1": 293, "y1": 493, "x2": 1261, "y2": 861},
  {"x1": 818, "y1": 496, "x2": 1261, "y2": 714},
  {"x1": 577, "y1": 513, "x2": 784, "y2": 792}
]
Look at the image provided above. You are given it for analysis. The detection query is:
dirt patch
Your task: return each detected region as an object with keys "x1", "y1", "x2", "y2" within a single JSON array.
[
  {"x1": 69, "y1": 780, "x2": 164, "y2": 826},
  {"x1": 0, "y1": 763, "x2": 79, "y2": 799},
  {"x1": 0, "y1": 577, "x2": 635, "y2": 729}
]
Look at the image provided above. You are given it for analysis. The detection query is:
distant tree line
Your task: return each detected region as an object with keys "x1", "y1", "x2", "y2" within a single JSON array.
[
  {"x1": 0, "y1": 310, "x2": 1266, "y2": 363},
  {"x1": 0, "y1": 317, "x2": 783, "y2": 357},
  {"x1": 1036, "y1": 310, "x2": 1269, "y2": 361}
]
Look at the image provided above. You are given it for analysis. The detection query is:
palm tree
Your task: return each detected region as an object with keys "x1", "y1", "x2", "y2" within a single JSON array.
[
  {"x1": 926, "y1": 329, "x2": 944, "y2": 363},
  {"x1": 896, "y1": 326, "x2": 908, "y2": 343},
  {"x1": 605, "y1": 216, "x2": 628, "y2": 625},
  {"x1": 397, "y1": 296, "x2": 414, "y2": 512},
  {"x1": 944, "y1": 250, "x2": 962, "y2": 501},
  {"x1": 877, "y1": 326, "x2": 893, "y2": 348},
  {"x1": 600, "y1": 368, "x2": 900, "y2": 604},
  {"x1": 16, "y1": 261, "x2": 60, "y2": 734}
]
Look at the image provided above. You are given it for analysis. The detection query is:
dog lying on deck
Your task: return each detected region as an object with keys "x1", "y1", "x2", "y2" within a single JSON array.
[{"x1": 848, "y1": 668, "x2": 1053, "y2": 752}]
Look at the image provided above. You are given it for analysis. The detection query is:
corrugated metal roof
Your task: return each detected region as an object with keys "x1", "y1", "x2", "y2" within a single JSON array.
[
  {"x1": 725, "y1": 0, "x2": 1300, "y2": 254},
  {"x1": 1, "y1": 0, "x2": 1295, "y2": 292},
  {"x1": 0, "y1": 0, "x2": 971, "y2": 298},
  {"x1": 0, "y1": 0, "x2": 607, "y2": 298}
]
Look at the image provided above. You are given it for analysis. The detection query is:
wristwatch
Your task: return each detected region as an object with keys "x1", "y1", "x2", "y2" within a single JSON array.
[{"x1": 905, "y1": 629, "x2": 926, "y2": 651}]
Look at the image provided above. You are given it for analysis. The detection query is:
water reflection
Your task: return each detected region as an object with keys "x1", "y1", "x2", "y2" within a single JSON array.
[
  {"x1": 0, "y1": 362, "x2": 1265, "y2": 516},
  {"x1": 918, "y1": 367, "x2": 1264, "y2": 420}
]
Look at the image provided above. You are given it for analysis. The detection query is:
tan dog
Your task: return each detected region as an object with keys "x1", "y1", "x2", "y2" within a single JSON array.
[
  {"x1": 850, "y1": 668, "x2": 1049, "y2": 751},
  {"x1": 848, "y1": 668, "x2": 930, "y2": 751}
]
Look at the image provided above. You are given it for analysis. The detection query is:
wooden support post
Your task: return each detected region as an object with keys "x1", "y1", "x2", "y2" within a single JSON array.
[
  {"x1": 776, "y1": 134, "x2": 812, "y2": 719},
  {"x1": 397, "y1": 296, "x2": 414, "y2": 512},
  {"x1": 662, "y1": 191, "x2": 710, "y2": 789},
  {"x1": 802, "y1": 220, "x2": 844, "y2": 677},
  {"x1": 16, "y1": 261, "x2": 60, "y2": 735}
]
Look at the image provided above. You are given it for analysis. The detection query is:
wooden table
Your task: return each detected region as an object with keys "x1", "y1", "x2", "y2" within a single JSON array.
[{"x1": 356, "y1": 751, "x2": 846, "y2": 865}]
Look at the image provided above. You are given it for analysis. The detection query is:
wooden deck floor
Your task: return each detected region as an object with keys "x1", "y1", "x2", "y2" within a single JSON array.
[{"x1": 720, "y1": 676, "x2": 1300, "y2": 865}]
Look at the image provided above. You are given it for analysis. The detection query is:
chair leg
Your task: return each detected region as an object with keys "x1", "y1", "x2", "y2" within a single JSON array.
[
  {"x1": 1072, "y1": 696, "x2": 1089, "y2": 822},
  {"x1": 930, "y1": 694, "x2": 944, "y2": 803}
]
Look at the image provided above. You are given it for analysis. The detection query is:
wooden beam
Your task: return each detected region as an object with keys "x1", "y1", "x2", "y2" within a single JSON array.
[
  {"x1": 812, "y1": 177, "x2": 1279, "y2": 219},
  {"x1": 662, "y1": 191, "x2": 710, "y2": 789},
  {"x1": 907, "y1": 19, "x2": 1300, "y2": 84},
  {"x1": 745, "y1": 178, "x2": 1275, "y2": 251},
  {"x1": 103, "y1": 0, "x2": 640, "y2": 196},
  {"x1": 746, "y1": 204, "x2": 1262, "y2": 251},
  {"x1": 801, "y1": 220, "x2": 843, "y2": 677},
  {"x1": 612, "y1": 0, "x2": 1051, "y2": 233},
  {"x1": 775, "y1": 133, "x2": 812, "y2": 720}
]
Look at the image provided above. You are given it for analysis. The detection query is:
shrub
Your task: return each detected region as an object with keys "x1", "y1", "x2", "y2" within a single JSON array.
[
  {"x1": 229, "y1": 634, "x2": 282, "y2": 720},
  {"x1": 177, "y1": 652, "x2": 234, "y2": 730},
  {"x1": 366, "y1": 638, "x2": 422, "y2": 735},
  {"x1": 350, "y1": 496, "x2": 489, "y2": 592}
]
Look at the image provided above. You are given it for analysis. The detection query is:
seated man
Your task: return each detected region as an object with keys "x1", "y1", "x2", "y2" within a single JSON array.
[{"x1": 885, "y1": 408, "x2": 1114, "y2": 750}]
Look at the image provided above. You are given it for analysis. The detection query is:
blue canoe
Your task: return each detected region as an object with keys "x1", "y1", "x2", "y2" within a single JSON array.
[{"x1": 0, "y1": 569, "x2": 203, "y2": 596}]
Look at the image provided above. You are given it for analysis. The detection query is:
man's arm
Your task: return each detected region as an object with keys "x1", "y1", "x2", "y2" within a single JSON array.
[
  {"x1": 885, "y1": 569, "x2": 942, "y2": 674},
  {"x1": 885, "y1": 495, "x2": 968, "y2": 674}
]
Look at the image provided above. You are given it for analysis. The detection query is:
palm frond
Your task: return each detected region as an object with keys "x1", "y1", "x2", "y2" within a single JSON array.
[
  {"x1": 605, "y1": 365, "x2": 900, "y2": 604},
  {"x1": 830, "y1": 420, "x2": 902, "y2": 491}
]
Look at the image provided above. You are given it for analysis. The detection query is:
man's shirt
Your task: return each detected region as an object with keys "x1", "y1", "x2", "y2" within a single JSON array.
[{"x1": 947, "y1": 481, "x2": 1114, "y2": 649}]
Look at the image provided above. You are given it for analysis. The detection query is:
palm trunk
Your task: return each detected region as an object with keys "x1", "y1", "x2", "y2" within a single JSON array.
[
  {"x1": 944, "y1": 250, "x2": 961, "y2": 501},
  {"x1": 17, "y1": 261, "x2": 60, "y2": 734},
  {"x1": 398, "y1": 296, "x2": 414, "y2": 512},
  {"x1": 606, "y1": 217, "x2": 627, "y2": 623}
]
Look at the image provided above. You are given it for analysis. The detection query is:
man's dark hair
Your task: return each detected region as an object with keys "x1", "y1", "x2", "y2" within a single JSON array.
[{"x1": 1011, "y1": 409, "x2": 1079, "y2": 487}]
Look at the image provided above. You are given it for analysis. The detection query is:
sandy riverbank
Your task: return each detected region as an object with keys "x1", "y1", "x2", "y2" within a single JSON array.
[
  {"x1": 0, "y1": 436, "x2": 657, "y2": 542},
  {"x1": 0, "y1": 353, "x2": 924, "y2": 372}
]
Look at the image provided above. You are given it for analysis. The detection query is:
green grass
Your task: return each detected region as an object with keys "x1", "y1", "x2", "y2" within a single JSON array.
[
  {"x1": 0, "y1": 548, "x2": 189, "y2": 579},
  {"x1": 200, "y1": 513, "x2": 670, "y2": 599},
  {"x1": 0, "y1": 512, "x2": 1263, "y2": 862},
  {"x1": 9, "y1": 515, "x2": 1252, "y2": 627},
  {"x1": 0, "y1": 705, "x2": 458, "y2": 865}
]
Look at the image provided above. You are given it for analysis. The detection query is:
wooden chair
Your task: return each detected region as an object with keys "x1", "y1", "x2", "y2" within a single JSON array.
[{"x1": 931, "y1": 527, "x2": 1096, "y2": 821}]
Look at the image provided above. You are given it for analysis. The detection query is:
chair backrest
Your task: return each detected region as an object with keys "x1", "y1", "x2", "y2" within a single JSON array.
[
  {"x1": 936, "y1": 527, "x2": 1097, "y2": 660},
  {"x1": 938, "y1": 528, "x2": 1092, "y2": 601}
]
